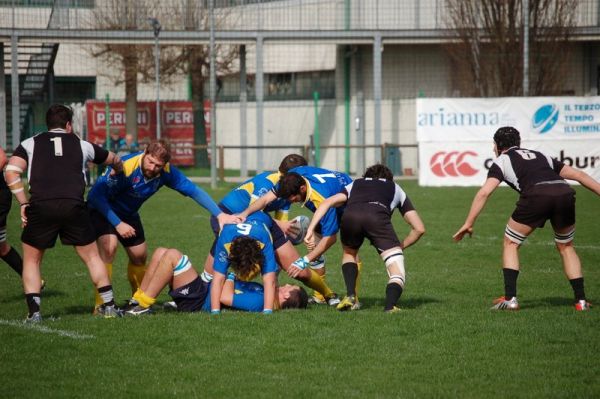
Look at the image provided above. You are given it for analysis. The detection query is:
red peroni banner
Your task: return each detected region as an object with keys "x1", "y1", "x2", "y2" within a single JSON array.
[{"x1": 85, "y1": 100, "x2": 211, "y2": 166}]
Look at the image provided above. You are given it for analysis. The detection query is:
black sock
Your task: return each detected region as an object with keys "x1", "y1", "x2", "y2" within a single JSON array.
[
  {"x1": 25, "y1": 293, "x2": 41, "y2": 316},
  {"x1": 97, "y1": 285, "x2": 115, "y2": 306},
  {"x1": 384, "y1": 283, "x2": 403, "y2": 311},
  {"x1": 503, "y1": 268, "x2": 519, "y2": 299},
  {"x1": 569, "y1": 277, "x2": 586, "y2": 301},
  {"x1": 341, "y1": 262, "x2": 358, "y2": 296},
  {"x1": 1, "y1": 246, "x2": 23, "y2": 276}
]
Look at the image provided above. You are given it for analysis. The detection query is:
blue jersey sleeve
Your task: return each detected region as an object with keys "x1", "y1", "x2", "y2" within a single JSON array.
[
  {"x1": 87, "y1": 172, "x2": 129, "y2": 226},
  {"x1": 318, "y1": 207, "x2": 341, "y2": 236},
  {"x1": 163, "y1": 166, "x2": 221, "y2": 216},
  {"x1": 231, "y1": 281, "x2": 265, "y2": 312},
  {"x1": 261, "y1": 239, "x2": 278, "y2": 275},
  {"x1": 212, "y1": 236, "x2": 230, "y2": 276}
]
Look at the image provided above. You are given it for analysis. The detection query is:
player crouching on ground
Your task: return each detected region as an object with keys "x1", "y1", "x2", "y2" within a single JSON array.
[
  {"x1": 305, "y1": 164, "x2": 425, "y2": 312},
  {"x1": 453, "y1": 126, "x2": 600, "y2": 311},
  {"x1": 124, "y1": 246, "x2": 308, "y2": 316}
]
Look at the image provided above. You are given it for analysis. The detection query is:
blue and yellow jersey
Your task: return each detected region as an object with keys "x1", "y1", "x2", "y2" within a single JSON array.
[
  {"x1": 279, "y1": 165, "x2": 352, "y2": 236},
  {"x1": 202, "y1": 280, "x2": 266, "y2": 313},
  {"x1": 219, "y1": 171, "x2": 291, "y2": 220},
  {"x1": 87, "y1": 151, "x2": 221, "y2": 226},
  {"x1": 213, "y1": 211, "x2": 278, "y2": 276}
]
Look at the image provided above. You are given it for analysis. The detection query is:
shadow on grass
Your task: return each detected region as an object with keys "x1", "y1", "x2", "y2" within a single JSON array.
[
  {"x1": 521, "y1": 296, "x2": 573, "y2": 309},
  {"x1": 0, "y1": 288, "x2": 67, "y2": 304},
  {"x1": 355, "y1": 295, "x2": 441, "y2": 310}
]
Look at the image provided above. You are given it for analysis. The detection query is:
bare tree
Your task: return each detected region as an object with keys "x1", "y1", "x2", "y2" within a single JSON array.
[
  {"x1": 90, "y1": 0, "x2": 157, "y2": 141},
  {"x1": 445, "y1": 0, "x2": 578, "y2": 97}
]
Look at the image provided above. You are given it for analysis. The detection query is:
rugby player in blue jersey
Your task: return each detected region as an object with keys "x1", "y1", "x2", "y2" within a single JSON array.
[
  {"x1": 201, "y1": 154, "x2": 338, "y2": 305},
  {"x1": 239, "y1": 165, "x2": 353, "y2": 304},
  {"x1": 87, "y1": 139, "x2": 240, "y2": 312},
  {"x1": 123, "y1": 211, "x2": 308, "y2": 316}
]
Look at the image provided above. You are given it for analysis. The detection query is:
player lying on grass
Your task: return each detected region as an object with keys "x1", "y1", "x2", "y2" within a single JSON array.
[
  {"x1": 202, "y1": 154, "x2": 337, "y2": 306},
  {"x1": 453, "y1": 126, "x2": 600, "y2": 311},
  {"x1": 305, "y1": 164, "x2": 425, "y2": 312},
  {"x1": 124, "y1": 247, "x2": 308, "y2": 315},
  {"x1": 238, "y1": 165, "x2": 353, "y2": 305},
  {"x1": 87, "y1": 139, "x2": 241, "y2": 313}
]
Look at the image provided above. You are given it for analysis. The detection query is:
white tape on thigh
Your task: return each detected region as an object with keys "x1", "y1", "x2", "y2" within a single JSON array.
[
  {"x1": 555, "y1": 229, "x2": 575, "y2": 244},
  {"x1": 505, "y1": 225, "x2": 527, "y2": 245},
  {"x1": 383, "y1": 249, "x2": 405, "y2": 287},
  {"x1": 5, "y1": 165, "x2": 23, "y2": 173},
  {"x1": 0, "y1": 227, "x2": 6, "y2": 243},
  {"x1": 173, "y1": 255, "x2": 192, "y2": 276}
]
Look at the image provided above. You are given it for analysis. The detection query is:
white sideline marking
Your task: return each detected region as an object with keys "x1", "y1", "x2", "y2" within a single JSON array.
[{"x1": 0, "y1": 319, "x2": 95, "y2": 340}]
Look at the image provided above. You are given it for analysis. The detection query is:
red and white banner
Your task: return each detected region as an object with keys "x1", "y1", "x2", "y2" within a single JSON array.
[
  {"x1": 416, "y1": 97, "x2": 600, "y2": 186},
  {"x1": 86, "y1": 100, "x2": 210, "y2": 166}
]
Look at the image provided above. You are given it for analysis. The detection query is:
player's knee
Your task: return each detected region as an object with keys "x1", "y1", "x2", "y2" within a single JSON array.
[
  {"x1": 504, "y1": 225, "x2": 526, "y2": 247},
  {"x1": 383, "y1": 248, "x2": 405, "y2": 288}
]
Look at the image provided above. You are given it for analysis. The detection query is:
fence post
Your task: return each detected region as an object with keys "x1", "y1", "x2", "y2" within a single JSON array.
[
  {"x1": 218, "y1": 145, "x2": 225, "y2": 183},
  {"x1": 381, "y1": 143, "x2": 386, "y2": 165}
]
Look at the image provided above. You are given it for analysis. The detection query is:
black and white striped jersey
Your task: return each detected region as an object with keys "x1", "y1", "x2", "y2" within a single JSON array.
[
  {"x1": 12, "y1": 129, "x2": 109, "y2": 203},
  {"x1": 343, "y1": 178, "x2": 415, "y2": 216},
  {"x1": 487, "y1": 146, "x2": 566, "y2": 194}
]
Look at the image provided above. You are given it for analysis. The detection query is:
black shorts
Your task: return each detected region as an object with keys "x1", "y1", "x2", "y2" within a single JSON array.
[
  {"x1": 89, "y1": 208, "x2": 146, "y2": 247},
  {"x1": 340, "y1": 205, "x2": 401, "y2": 253},
  {"x1": 209, "y1": 206, "x2": 288, "y2": 255},
  {"x1": 22, "y1": 200, "x2": 96, "y2": 249},
  {"x1": 168, "y1": 276, "x2": 209, "y2": 312},
  {"x1": 512, "y1": 185, "x2": 576, "y2": 229},
  {"x1": 0, "y1": 188, "x2": 12, "y2": 228}
]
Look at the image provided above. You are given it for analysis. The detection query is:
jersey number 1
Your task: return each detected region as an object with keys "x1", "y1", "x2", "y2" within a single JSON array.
[{"x1": 50, "y1": 137, "x2": 63, "y2": 156}]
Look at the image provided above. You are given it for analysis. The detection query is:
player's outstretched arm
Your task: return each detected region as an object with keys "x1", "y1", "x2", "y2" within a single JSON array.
[
  {"x1": 210, "y1": 272, "x2": 226, "y2": 314},
  {"x1": 5, "y1": 156, "x2": 29, "y2": 224},
  {"x1": 262, "y1": 272, "x2": 277, "y2": 314},
  {"x1": 237, "y1": 191, "x2": 277, "y2": 220},
  {"x1": 304, "y1": 192, "x2": 347, "y2": 247},
  {"x1": 453, "y1": 177, "x2": 501, "y2": 242},
  {"x1": 401, "y1": 210, "x2": 425, "y2": 250},
  {"x1": 102, "y1": 152, "x2": 123, "y2": 174},
  {"x1": 560, "y1": 165, "x2": 600, "y2": 196}
]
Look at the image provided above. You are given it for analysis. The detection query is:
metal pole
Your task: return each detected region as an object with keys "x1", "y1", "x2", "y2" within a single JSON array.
[
  {"x1": 523, "y1": 0, "x2": 529, "y2": 96},
  {"x1": 11, "y1": 34, "x2": 19, "y2": 149},
  {"x1": 255, "y1": 35, "x2": 264, "y2": 173},
  {"x1": 373, "y1": 33, "x2": 382, "y2": 162},
  {"x1": 240, "y1": 45, "x2": 248, "y2": 178},
  {"x1": 209, "y1": 0, "x2": 217, "y2": 189},
  {"x1": 105, "y1": 93, "x2": 111, "y2": 149},
  {"x1": 0, "y1": 44, "x2": 6, "y2": 149},
  {"x1": 155, "y1": 33, "x2": 161, "y2": 138},
  {"x1": 313, "y1": 91, "x2": 320, "y2": 167}
]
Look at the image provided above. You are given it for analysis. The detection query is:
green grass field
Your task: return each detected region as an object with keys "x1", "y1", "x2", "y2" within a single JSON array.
[{"x1": 1, "y1": 182, "x2": 598, "y2": 398}]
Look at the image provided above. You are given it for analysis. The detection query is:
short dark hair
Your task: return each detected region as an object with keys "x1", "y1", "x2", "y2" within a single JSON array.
[
  {"x1": 363, "y1": 164, "x2": 393, "y2": 180},
  {"x1": 229, "y1": 236, "x2": 264, "y2": 281},
  {"x1": 279, "y1": 154, "x2": 307, "y2": 174},
  {"x1": 145, "y1": 139, "x2": 171, "y2": 163},
  {"x1": 276, "y1": 172, "x2": 305, "y2": 199},
  {"x1": 46, "y1": 104, "x2": 73, "y2": 130},
  {"x1": 493, "y1": 127, "x2": 521, "y2": 152},
  {"x1": 281, "y1": 286, "x2": 309, "y2": 309}
]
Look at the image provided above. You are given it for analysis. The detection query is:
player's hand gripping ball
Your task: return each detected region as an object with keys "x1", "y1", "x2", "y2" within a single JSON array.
[{"x1": 288, "y1": 215, "x2": 310, "y2": 246}]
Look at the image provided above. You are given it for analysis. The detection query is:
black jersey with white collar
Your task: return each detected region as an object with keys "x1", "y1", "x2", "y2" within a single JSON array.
[{"x1": 344, "y1": 178, "x2": 415, "y2": 216}]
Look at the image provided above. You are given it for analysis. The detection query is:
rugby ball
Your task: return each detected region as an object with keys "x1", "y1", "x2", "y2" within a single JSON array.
[{"x1": 289, "y1": 215, "x2": 310, "y2": 246}]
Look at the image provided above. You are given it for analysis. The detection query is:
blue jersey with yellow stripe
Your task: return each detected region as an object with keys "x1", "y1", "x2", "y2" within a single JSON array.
[
  {"x1": 87, "y1": 151, "x2": 221, "y2": 226},
  {"x1": 213, "y1": 211, "x2": 278, "y2": 276},
  {"x1": 280, "y1": 165, "x2": 352, "y2": 236},
  {"x1": 202, "y1": 280, "x2": 266, "y2": 312},
  {"x1": 219, "y1": 171, "x2": 291, "y2": 220}
]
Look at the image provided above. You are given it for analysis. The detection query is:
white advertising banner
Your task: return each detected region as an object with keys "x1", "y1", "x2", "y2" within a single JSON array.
[
  {"x1": 417, "y1": 97, "x2": 600, "y2": 142},
  {"x1": 416, "y1": 97, "x2": 600, "y2": 186},
  {"x1": 419, "y1": 140, "x2": 600, "y2": 187}
]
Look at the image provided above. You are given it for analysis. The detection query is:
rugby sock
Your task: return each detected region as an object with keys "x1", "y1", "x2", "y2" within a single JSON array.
[
  {"x1": 97, "y1": 285, "x2": 115, "y2": 306},
  {"x1": 132, "y1": 288, "x2": 156, "y2": 309},
  {"x1": 127, "y1": 263, "x2": 147, "y2": 295},
  {"x1": 569, "y1": 277, "x2": 586, "y2": 301},
  {"x1": 25, "y1": 293, "x2": 41, "y2": 317},
  {"x1": 355, "y1": 261, "x2": 363, "y2": 300},
  {"x1": 304, "y1": 269, "x2": 333, "y2": 299},
  {"x1": 94, "y1": 263, "x2": 113, "y2": 307},
  {"x1": 384, "y1": 283, "x2": 403, "y2": 311},
  {"x1": 1, "y1": 246, "x2": 23, "y2": 276},
  {"x1": 502, "y1": 268, "x2": 519, "y2": 299},
  {"x1": 342, "y1": 262, "x2": 359, "y2": 296}
]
